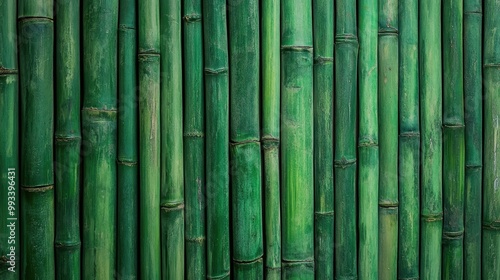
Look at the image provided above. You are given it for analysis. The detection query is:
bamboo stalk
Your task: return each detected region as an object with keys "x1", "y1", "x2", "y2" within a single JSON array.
[
  {"x1": 419, "y1": 0, "x2": 443, "y2": 278},
  {"x1": 54, "y1": 0, "x2": 81, "y2": 278},
  {"x1": 483, "y1": 0, "x2": 500, "y2": 278},
  {"x1": 228, "y1": 0, "x2": 263, "y2": 277},
  {"x1": 398, "y1": 0, "x2": 419, "y2": 278},
  {"x1": 463, "y1": 0, "x2": 482, "y2": 278},
  {"x1": 358, "y1": 0, "x2": 379, "y2": 278},
  {"x1": 160, "y1": 0, "x2": 184, "y2": 278},
  {"x1": 117, "y1": 0, "x2": 138, "y2": 277},
  {"x1": 17, "y1": 0, "x2": 55, "y2": 278},
  {"x1": 0, "y1": 0, "x2": 19, "y2": 278},
  {"x1": 281, "y1": 0, "x2": 314, "y2": 277},
  {"x1": 203, "y1": 0, "x2": 230, "y2": 278},
  {"x1": 335, "y1": 0, "x2": 358, "y2": 278},
  {"x1": 261, "y1": 0, "x2": 281, "y2": 278}
]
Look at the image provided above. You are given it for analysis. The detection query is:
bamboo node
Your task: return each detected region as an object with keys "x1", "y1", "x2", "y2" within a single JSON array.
[
  {"x1": 183, "y1": 14, "x2": 202, "y2": 23},
  {"x1": 0, "y1": 67, "x2": 18, "y2": 75},
  {"x1": 207, "y1": 271, "x2": 230, "y2": 279},
  {"x1": 204, "y1": 67, "x2": 228, "y2": 75},
  {"x1": 21, "y1": 185, "x2": 54, "y2": 192},
  {"x1": 232, "y1": 256, "x2": 263, "y2": 264},
  {"x1": 314, "y1": 56, "x2": 334, "y2": 64},
  {"x1": 334, "y1": 157, "x2": 356, "y2": 168},
  {"x1": 281, "y1": 45, "x2": 313, "y2": 53}
]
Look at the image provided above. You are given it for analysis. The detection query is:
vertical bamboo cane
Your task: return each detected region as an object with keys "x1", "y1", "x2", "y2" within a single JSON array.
[
  {"x1": 18, "y1": 0, "x2": 55, "y2": 278},
  {"x1": 358, "y1": 0, "x2": 379, "y2": 278},
  {"x1": 398, "y1": 0, "x2": 419, "y2": 278},
  {"x1": 160, "y1": 0, "x2": 184, "y2": 278},
  {"x1": 281, "y1": 0, "x2": 314, "y2": 278},
  {"x1": 419, "y1": 0, "x2": 443, "y2": 278},
  {"x1": 0, "y1": 0, "x2": 19, "y2": 278},
  {"x1": 261, "y1": 0, "x2": 281, "y2": 278},
  {"x1": 483, "y1": 0, "x2": 500, "y2": 278},
  {"x1": 463, "y1": 0, "x2": 482, "y2": 278},
  {"x1": 54, "y1": 0, "x2": 81, "y2": 278},
  {"x1": 117, "y1": 0, "x2": 138, "y2": 277}
]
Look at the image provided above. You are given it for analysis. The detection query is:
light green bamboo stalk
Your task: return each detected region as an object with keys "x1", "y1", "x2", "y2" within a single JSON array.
[
  {"x1": 463, "y1": 0, "x2": 482, "y2": 278},
  {"x1": 18, "y1": 0, "x2": 55, "y2": 278},
  {"x1": 358, "y1": 0, "x2": 378, "y2": 278},
  {"x1": 419, "y1": 0, "x2": 443, "y2": 278}
]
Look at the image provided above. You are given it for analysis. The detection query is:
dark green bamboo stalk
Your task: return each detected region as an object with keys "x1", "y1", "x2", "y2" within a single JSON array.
[
  {"x1": 18, "y1": 0, "x2": 55, "y2": 278},
  {"x1": 358, "y1": 0, "x2": 378, "y2": 278},
  {"x1": 313, "y1": 0, "x2": 334, "y2": 278},
  {"x1": 203, "y1": 0, "x2": 230, "y2": 278},
  {"x1": 483, "y1": 0, "x2": 500, "y2": 278},
  {"x1": 398, "y1": 0, "x2": 419, "y2": 279},
  {"x1": 335, "y1": 1, "x2": 358, "y2": 278},
  {"x1": 463, "y1": 0, "x2": 482, "y2": 278},
  {"x1": 117, "y1": 0, "x2": 138, "y2": 277},
  {"x1": 228, "y1": 0, "x2": 263, "y2": 278},
  {"x1": 281, "y1": 0, "x2": 314, "y2": 278},
  {"x1": 160, "y1": 0, "x2": 184, "y2": 278},
  {"x1": 54, "y1": 0, "x2": 81, "y2": 278},
  {"x1": 183, "y1": 0, "x2": 206, "y2": 278},
  {"x1": 419, "y1": 0, "x2": 443, "y2": 278},
  {"x1": 82, "y1": 0, "x2": 118, "y2": 278},
  {"x1": 261, "y1": 0, "x2": 281, "y2": 278},
  {"x1": 0, "y1": 0, "x2": 19, "y2": 278}
]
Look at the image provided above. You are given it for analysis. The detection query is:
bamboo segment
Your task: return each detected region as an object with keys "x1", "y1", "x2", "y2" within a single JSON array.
[
  {"x1": 160, "y1": 0, "x2": 184, "y2": 278},
  {"x1": 82, "y1": 0, "x2": 118, "y2": 278},
  {"x1": 419, "y1": 0, "x2": 443, "y2": 278},
  {"x1": 203, "y1": 0, "x2": 230, "y2": 278},
  {"x1": 313, "y1": 0, "x2": 334, "y2": 277},
  {"x1": 281, "y1": 0, "x2": 314, "y2": 277},
  {"x1": 18, "y1": 0, "x2": 55, "y2": 277},
  {"x1": 0, "y1": 0, "x2": 19, "y2": 278},
  {"x1": 398, "y1": 0, "x2": 419, "y2": 278},
  {"x1": 483, "y1": 0, "x2": 500, "y2": 278},
  {"x1": 183, "y1": 0, "x2": 206, "y2": 278},
  {"x1": 358, "y1": 0, "x2": 378, "y2": 278},
  {"x1": 463, "y1": 0, "x2": 482, "y2": 277},
  {"x1": 117, "y1": 0, "x2": 138, "y2": 277},
  {"x1": 261, "y1": 0, "x2": 281, "y2": 278},
  {"x1": 54, "y1": 0, "x2": 81, "y2": 278}
]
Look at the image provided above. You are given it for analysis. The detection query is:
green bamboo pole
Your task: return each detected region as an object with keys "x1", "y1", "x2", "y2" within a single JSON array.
[
  {"x1": 398, "y1": 0, "x2": 419, "y2": 279},
  {"x1": 335, "y1": 0, "x2": 358, "y2": 278},
  {"x1": 183, "y1": 0, "x2": 206, "y2": 277},
  {"x1": 18, "y1": 0, "x2": 55, "y2": 278},
  {"x1": 463, "y1": 0, "x2": 482, "y2": 278},
  {"x1": 261, "y1": 0, "x2": 281, "y2": 278},
  {"x1": 0, "y1": 0, "x2": 19, "y2": 278},
  {"x1": 483, "y1": 0, "x2": 500, "y2": 278},
  {"x1": 419, "y1": 0, "x2": 443, "y2": 278},
  {"x1": 82, "y1": 0, "x2": 118, "y2": 278},
  {"x1": 358, "y1": 0, "x2": 379, "y2": 278},
  {"x1": 203, "y1": 0, "x2": 230, "y2": 278},
  {"x1": 54, "y1": 0, "x2": 81, "y2": 278},
  {"x1": 160, "y1": 0, "x2": 184, "y2": 278},
  {"x1": 228, "y1": 0, "x2": 263, "y2": 278},
  {"x1": 117, "y1": 0, "x2": 138, "y2": 277},
  {"x1": 281, "y1": 0, "x2": 314, "y2": 277}
]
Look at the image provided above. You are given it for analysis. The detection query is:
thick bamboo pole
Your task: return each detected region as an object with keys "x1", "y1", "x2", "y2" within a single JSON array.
[
  {"x1": 463, "y1": 0, "x2": 482, "y2": 278},
  {"x1": 18, "y1": 0, "x2": 55, "y2": 278},
  {"x1": 419, "y1": 0, "x2": 443, "y2": 278},
  {"x1": 203, "y1": 0, "x2": 230, "y2": 278},
  {"x1": 358, "y1": 0, "x2": 378, "y2": 278},
  {"x1": 398, "y1": 0, "x2": 419, "y2": 278}
]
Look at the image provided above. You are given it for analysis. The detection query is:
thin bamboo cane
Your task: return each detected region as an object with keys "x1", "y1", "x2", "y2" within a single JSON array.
[
  {"x1": 419, "y1": 0, "x2": 443, "y2": 278},
  {"x1": 160, "y1": 0, "x2": 184, "y2": 278},
  {"x1": 483, "y1": 0, "x2": 500, "y2": 278},
  {"x1": 117, "y1": 0, "x2": 138, "y2": 277},
  {"x1": 18, "y1": 0, "x2": 55, "y2": 278},
  {"x1": 0, "y1": 0, "x2": 19, "y2": 278},
  {"x1": 358, "y1": 0, "x2": 379, "y2": 278},
  {"x1": 261, "y1": 0, "x2": 281, "y2": 278},
  {"x1": 463, "y1": 0, "x2": 482, "y2": 278},
  {"x1": 397, "y1": 0, "x2": 419, "y2": 278},
  {"x1": 54, "y1": 0, "x2": 81, "y2": 278},
  {"x1": 281, "y1": 0, "x2": 314, "y2": 277}
]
